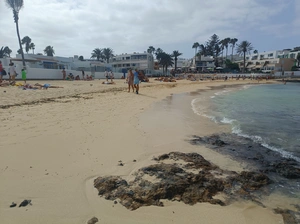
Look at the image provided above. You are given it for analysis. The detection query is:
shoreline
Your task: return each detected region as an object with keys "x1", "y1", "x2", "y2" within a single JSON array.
[{"x1": 0, "y1": 79, "x2": 289, "y2": 224}]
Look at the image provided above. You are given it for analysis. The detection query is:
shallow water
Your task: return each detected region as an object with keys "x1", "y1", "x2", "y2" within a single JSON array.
[
  {"x1": 197, "y1": 83, "x2": 300, "y2": 162},
  {"x1": 141, "y1": 83, "x2": 300, "y2": 211}
]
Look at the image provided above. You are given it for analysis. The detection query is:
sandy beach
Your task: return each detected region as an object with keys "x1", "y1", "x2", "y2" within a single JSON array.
[{"x1": 0, "y1": 78, "x2": 285, "y2": 224}]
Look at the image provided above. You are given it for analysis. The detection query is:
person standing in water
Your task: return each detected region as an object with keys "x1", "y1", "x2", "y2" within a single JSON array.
[{"x1": 133, "y1": 69, "x2": 140, "y2": 94}]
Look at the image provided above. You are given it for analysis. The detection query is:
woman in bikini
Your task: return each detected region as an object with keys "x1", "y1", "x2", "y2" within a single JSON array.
[{"x1": 126, "y1": 69, "x2": 134, "y2": 92}]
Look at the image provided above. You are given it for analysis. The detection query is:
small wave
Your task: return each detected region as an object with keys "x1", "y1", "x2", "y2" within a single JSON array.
[
  {"x1": 191, "y1": 98, "x2": 218, "y2": 123},
  {"x1": 242, "y1": 85, "x2": 254, "y2": 90},
  {"x1": 210, "y1": 96, "x2": 215, "y2": 98},
  {"x1": 220, "y1": 117, "x2": 236, "y2": 124},
  {"x1": 261, "y1": 143, "x2": 300, "y2": 163},
  {"x1": 191, "y1": 98, "x2": 203, "y2": 116},
  {"x1": 214, "y1": 89, "x2": 232, "y2": 96},
  {"x1": 231, "y1": 124, "x2": 300, "y2": 163},
  {"x1": 202, "y1": 114, "x2": 218, "y2": 123}
]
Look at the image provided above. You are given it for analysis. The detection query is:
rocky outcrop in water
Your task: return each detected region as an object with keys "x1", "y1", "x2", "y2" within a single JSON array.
[
  {"x1": 189, "y1": 134, "x2": 300, "y2": 179},
  {"x1": 94, "y1": 152, "x2": 270, "y2": 211}
]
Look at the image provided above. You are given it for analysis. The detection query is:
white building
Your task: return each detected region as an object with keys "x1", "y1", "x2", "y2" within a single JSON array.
[
  {"x1": 195, "y1": 55, "x2": 215, "y2": 71},
  {"x1": 110, "y1": 52, "x2": 154, "y2": 72}
]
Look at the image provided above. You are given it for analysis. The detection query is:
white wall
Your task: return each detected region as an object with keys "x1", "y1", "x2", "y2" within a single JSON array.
[
  {"x1": 274, "y1": 71, "x2": 300, "y2": 77},
  {"x1": 2, "y1": 67, "x2": 124, "y2": 80}
]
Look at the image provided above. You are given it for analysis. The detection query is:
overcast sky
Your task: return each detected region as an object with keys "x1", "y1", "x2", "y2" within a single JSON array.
[{"x1": 0, "y1": 0, "x2": 298, "y2": 59}]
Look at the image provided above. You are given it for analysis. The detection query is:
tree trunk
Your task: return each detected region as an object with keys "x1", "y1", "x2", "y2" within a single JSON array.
[
  {"x1": 226, "y1": 47, "x2": 228, "y2": 60},
  {"x1": 231, "y1": 46, "x2": 234, "y2": 61},
  {"x1": 15, "y1": 20, "x2": 25, "y2": 67},
  {"x1": 222, "y1": 50, "x2": 224, "y2": 67},
  {"x1": 243, "y1": 52, "x2": 246, "y2": 73},
  {"x1": 175, "y1": 58, "x2": 177, "y2": 71}
]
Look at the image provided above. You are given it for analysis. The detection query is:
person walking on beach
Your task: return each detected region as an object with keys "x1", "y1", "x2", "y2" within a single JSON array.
[
  {"x1": 109, "y1": 71, "x2": 114, "y2": 82},
  {"x1": 22, "y1": 68, "x2": 27, "y2": 83},
  {"x1": 9, "y1": 62, "x2": 16, "y2": 81},
  {"x1": 62, "y1": 68, "x2": 66, "y2": 80},
  {"x1": 133, "y1": 69, "x2": 140, "y2": 94},
  {"x1": 81, "y1": 70, "x2": 85, "y2": 80},
  {"x1": 126, "y1": 69, "x2": 134, "y2": 92},
  {"x1": 105, "y1": 70, "x2": 109, "y2": 81}
]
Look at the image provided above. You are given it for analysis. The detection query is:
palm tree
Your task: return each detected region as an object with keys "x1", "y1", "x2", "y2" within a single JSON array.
[
  {"x1": 230, "y1": 38, "x2": 238, "y2": 61},
  {"x1": 158, "y1": 53, "x2": 174, "y2": 75},
  {"x1": 5, "y1": 0, "x2": 25, "y2": 67},
  {"x1": 171, "y1": 50, "x2": 182, "y2": 71},
  {"x1": 192, "y1": 42, "x2": 200, "y2": 57},
  {"x1": 219, "y1": 39, "x2": 225, "y2": 66},
  {"x1": 236, "y1": 40, "x2": 253, "y2": 72},
  {"x1": 253, "y1": 49, "x2": 258, "y2": 54},
  {"x1": 155, "y1": 48, "x2": 164, "y2": 56},
  {"x1": 21, "y1": 36, "x2": 32, "y2": 54},
  {"x1": 0, "y1": 47, "x2": 11, "y2": 58},
  {"x1": 147, "y1": 46, "x2": 155, "y2": 55},
  {"x1": 198, "y1": 44, "x2": 207, "y2": 57},
  {"x1": 223, "y1": 37, "x2": 231, "y2": 59},
  {"x1": 29, "y1": 43, "x2": 35, "y2": 54},
  {"x1": 44, "y1": 46, "x2": 55, "y2": 56},
  {"x1": 91, "y1": 48, "x2": 103, "y2": 61},
  {"x1": 102, "y1": 48, "x2": 114, "y2": 63},
  {"x1": 2, "y1": 46, "x2": 12, "y2": 57},
  {"x1": 214, "y1": 44, "x2": 221, "y2": 67},
  {"x1": 163, "y1": 54, "x2": 174, "y2": 74}
]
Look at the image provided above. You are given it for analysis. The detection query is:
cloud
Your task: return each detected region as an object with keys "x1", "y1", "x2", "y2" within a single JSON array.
[{"x1": 0, "y1": 0, "x2": 297, "y2": 58}]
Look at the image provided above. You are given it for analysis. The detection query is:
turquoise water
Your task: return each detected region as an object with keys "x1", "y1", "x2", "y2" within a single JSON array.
[{"x1": 207, "y1": 83, "x2": 300, "y2": 162}]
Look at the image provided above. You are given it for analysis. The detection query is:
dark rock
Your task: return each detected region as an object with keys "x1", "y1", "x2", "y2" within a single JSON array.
[
  {"x1": 271, "y1": 162, "x2": 300, "y2": 179},
  {"x1": 188, "y1": 134, "x2": 300, "y2": 180},
  {"x1": 94, "y1": 152, "x2": 270, "y2": 210},
  {"x1": 274, "y1": 208, "x2": 300, "y2": 224},
  {"x1": 9, "y1": 202, "x2": 17, "y2": 208},
  {"x1": 19, "y1": 200, "x2": 31, "y2": 207},
  {"x1": 87, "y1": 217, "x2": 98, "y2": 224}
]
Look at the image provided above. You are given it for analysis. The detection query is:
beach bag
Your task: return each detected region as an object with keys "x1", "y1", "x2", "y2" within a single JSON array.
[{"x1": 2, "y1": 69, "x2": 7, "y2": 76}]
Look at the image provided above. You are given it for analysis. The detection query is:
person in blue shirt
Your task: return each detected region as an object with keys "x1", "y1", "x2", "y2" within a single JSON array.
[{"x1": 133, "y1": 69, "x2": 140, "y2": 94}]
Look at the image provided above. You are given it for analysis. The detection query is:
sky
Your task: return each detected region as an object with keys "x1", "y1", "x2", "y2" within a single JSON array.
[{"x1": 0, "y1": 0, "x2": 299, "y2": 59}]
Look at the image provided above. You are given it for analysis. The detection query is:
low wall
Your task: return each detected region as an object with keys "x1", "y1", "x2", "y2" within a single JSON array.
[
  {"x1": 2, "y1": 67, "x2": 124, "y2": 80},
  {"x1": 274, "y1": 71, "x2": 300, "y2": 77}
]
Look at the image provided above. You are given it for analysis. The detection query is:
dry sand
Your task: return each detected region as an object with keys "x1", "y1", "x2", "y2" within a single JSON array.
[{"x1": 0, "y1": 78, "x2": 283, "y2": 224}]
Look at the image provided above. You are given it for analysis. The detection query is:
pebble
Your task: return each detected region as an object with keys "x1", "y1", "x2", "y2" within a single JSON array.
[
  {"x1": 87, "y1": 217, "x2": 98, "y2": 224},
  {"x1": 19, "y1": 199, "x2": 31, "y2": 207},
  {"x1": 9, "y1": 202, "x2": 17, "y2": 208}
]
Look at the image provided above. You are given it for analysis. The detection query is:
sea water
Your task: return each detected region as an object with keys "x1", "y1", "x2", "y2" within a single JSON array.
[{"x1": 192, "y1": 83, "x2": 300, "y2": 163}]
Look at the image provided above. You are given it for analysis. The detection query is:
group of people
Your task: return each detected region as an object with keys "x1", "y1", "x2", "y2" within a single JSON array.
[
  {"x1": 0, "y1": 61, "x2": 27, "y2": 84},
  {"x1": 105, "y1": 70, "x2": 114, "y2": 82},
  {"x1": 126, "y1": 68, "x2": 141, "y2": 94},
  {"x1": 62, "y1": 69, "x2": 94, "y2": 81}
]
